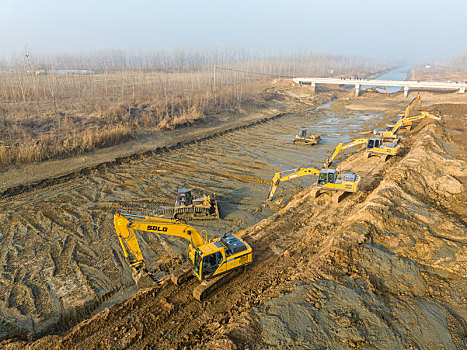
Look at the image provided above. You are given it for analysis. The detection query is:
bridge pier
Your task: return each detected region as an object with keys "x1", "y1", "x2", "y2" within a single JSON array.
[
  {"x1": 310, "y1": 81, "x2": 316, "y2": 93},
  {"x1": 403, "y1": 86, "x2": 409, "y2": 98},
  {"x1": 355, "y1": 84, "x2": 360, "y2": 97}
]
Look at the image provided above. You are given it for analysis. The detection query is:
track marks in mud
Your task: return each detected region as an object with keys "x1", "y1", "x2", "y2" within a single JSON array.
[{"x1": 0, "y1": 103, "x2": 385, "y2": 338}]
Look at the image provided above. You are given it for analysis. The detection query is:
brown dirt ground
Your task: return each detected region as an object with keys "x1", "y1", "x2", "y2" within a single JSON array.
[{"x1": 1, "y1": 76, "x2": 466, "y2": 349}]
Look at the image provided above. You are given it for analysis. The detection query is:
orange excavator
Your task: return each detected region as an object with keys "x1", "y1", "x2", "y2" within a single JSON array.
[{"x1": 365, "y1": 86, "x2": 387, "y2": 94}]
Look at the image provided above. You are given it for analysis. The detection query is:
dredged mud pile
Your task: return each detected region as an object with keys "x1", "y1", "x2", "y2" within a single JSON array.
[{"x1": 2, "y1": 103, "x2": 465, "y2": 349}]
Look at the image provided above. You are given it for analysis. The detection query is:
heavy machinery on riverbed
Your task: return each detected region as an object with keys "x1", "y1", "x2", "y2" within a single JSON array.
[
  {"x1": 373, "y1": 111, "x2": 440, "y2": 139},
  {"x1": 267, "y1": 167, "x2": 360, "y2": 203},
  {"x1": 323, "y1": 137, "x2": 400, "y2": 167},
  {"x1": 293, "y1": 128, "x2": 321, "y2": 145},
  {"x1": 114, "y1": 212, "x2": 252, "y2": 301},
  {"x1": 364, "y1": 86, "x2": 387, "y2": 94},
  {"x1": 159, "y1": 189, "x2": 220, "y2": 220},
  {"x1": 386, "y1": 92, "x2": 422, "y2": 130}
]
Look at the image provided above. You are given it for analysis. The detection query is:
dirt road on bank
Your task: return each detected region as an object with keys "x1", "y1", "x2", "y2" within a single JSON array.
[{"x1": 1, "y1": 84, "x2": 466, "y2": 349}]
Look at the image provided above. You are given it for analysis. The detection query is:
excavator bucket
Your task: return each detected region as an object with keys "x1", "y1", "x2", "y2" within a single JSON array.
[{"x1": 132, "y1": 270, "x2": 157, "y2": 289}]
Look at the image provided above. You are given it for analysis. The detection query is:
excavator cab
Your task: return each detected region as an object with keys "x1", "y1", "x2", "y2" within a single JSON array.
[
  {"x1": 200, "y1": 251, "x2": 223, "y2": 279},
  {"x1": 317, "y1": 169, "x2": 337, "y2": 187},
  {"x1": 298, "y1": 128, "x2": 307, "y2": 138},
  {"x1": 176, "y1": 189, "x2": 193, "y2": 207},
  {"x1": 194, "y1": 234, "x2": 249, "y2": 280},
  {"x1": 367, "y1": 138, "x2": 382, "y2": 149}
]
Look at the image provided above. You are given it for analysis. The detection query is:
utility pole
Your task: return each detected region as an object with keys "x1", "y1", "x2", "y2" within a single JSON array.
[
  {"x1": 213, "y1": 65, "x2": 216, "y2": 93},
  {"x1": 213, "y1": 65, "x2": 217, "y2": 104}
]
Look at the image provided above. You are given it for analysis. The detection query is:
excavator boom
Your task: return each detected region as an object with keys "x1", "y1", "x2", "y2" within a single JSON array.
[
  {"x1": 268, "y1": 167, "x2": 320, "y2": 200},
  {"x1": 404, "y1": 92, "x2": 421, "y2": 117},
  {"x1": 375, "y1": 111, "x2": 440, "y2": 138},
  {"x1": 324, "y1": 138, "x2": 368, "y2": 168}
]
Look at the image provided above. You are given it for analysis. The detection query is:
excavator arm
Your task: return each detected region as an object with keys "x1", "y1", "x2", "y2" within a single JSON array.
[
  {"x1": 394, "y1": 111, "x2": 440, "y2": 134},
  {"x1": 114, "y1": 212, "x2": 205, "y2": 272},
  {"x1": 268, "y1": 167, "x2": 320, "y2": 200},
  {"x1": 324, "y1": 138, "x2": 369, "y2": 168},
  {"x1": 365, "y1": 86, "x2": 387, "y2": 94},
  {"x1": 404, "y1": 92, "x2": 421, "y2": 117}
]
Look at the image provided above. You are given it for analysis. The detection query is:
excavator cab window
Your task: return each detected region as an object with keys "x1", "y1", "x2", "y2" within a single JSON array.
[
  {"x1": 201, "y1": 251, "x2": 223, "y2": 278},
  {"x1": 299, "y1": 129, "x2": 306, "y2": 138},
  {"x1": 368, "y1": 139, "x2": 381, "y2": 149},
  {"x1": 318, "y1": 172, "x2": 329, "y2": 186},
  {"x1": 328, "y1": 172, "x2": 335, "y2": 183},
  {"x1": 194, "y1": 250, "x2": 202, "y2": 277}
]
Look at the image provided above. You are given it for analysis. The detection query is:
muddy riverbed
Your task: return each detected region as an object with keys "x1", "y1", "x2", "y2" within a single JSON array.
[
  {"x1": 2, "y1": 94, "x2": 465, "y2": 350},
  {"x1": 0, "y1": 97, "x2": 386, "y2": 337}
]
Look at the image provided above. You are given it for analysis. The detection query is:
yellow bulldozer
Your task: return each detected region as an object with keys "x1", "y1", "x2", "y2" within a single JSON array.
[
  {"x1": 114, "y1": 212, "x2": 252, "y2": 301},
  {"x1": 293, "y1": 128, "x2": 321, "y2": 145},
  {"x1": 267, "y1": 167, "x2": 360, "y2": 203},
  {"x1": 159, "y1": 189, "x2": 220, "y2": 220}
]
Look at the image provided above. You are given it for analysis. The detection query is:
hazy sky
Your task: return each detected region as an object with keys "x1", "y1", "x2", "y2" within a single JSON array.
[{"x1": 0, "y1": 0, "x2": 465, "y2": 62}]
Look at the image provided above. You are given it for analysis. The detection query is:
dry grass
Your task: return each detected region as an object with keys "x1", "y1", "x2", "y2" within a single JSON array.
[
  {"x1": 0, "y1": 124, "x2": 131, "y2": 166},
  {"x1": 0, "y1": 49, "x2": 386, "y2": 168}
]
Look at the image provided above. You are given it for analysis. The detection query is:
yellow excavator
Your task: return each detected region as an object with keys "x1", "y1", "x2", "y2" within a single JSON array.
[
  {"x1": 323, "y1": 137, "x2": 400, "y2": 167},
  {"x1": 373, "y1": 111, "x2": 440, "y2": 139},
  {"x1": 365, "y1": 86, "x2": 387, "y2": 94},
  {"x1": 387, "y1": 92, "x2": 422, "y2": 130},
  {"x1": 267, "y1": 167, "x2": 360, "y2": 203},
  {"x1": 114, "y1": 212, "x2": 252, "y2": 301}
]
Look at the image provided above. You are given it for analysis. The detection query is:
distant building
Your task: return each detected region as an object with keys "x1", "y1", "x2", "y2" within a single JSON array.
[{"x1": 425, "y1": 65, "x2": 431, "y2": 69}]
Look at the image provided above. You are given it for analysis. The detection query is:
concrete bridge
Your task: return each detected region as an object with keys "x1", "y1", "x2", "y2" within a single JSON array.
[{"x1": 292, "y1": 77, "x2": 467, "y2": 97}]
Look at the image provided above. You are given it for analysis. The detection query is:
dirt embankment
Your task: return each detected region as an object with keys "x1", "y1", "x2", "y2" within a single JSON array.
[{"x1": 2, "y1": 97, "x2": 465, "y2": 349}]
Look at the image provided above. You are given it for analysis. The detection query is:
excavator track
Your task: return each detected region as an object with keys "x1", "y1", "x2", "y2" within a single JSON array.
[{"x1": 193, "y1": 267, "x2": 247, "y2": 302}]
